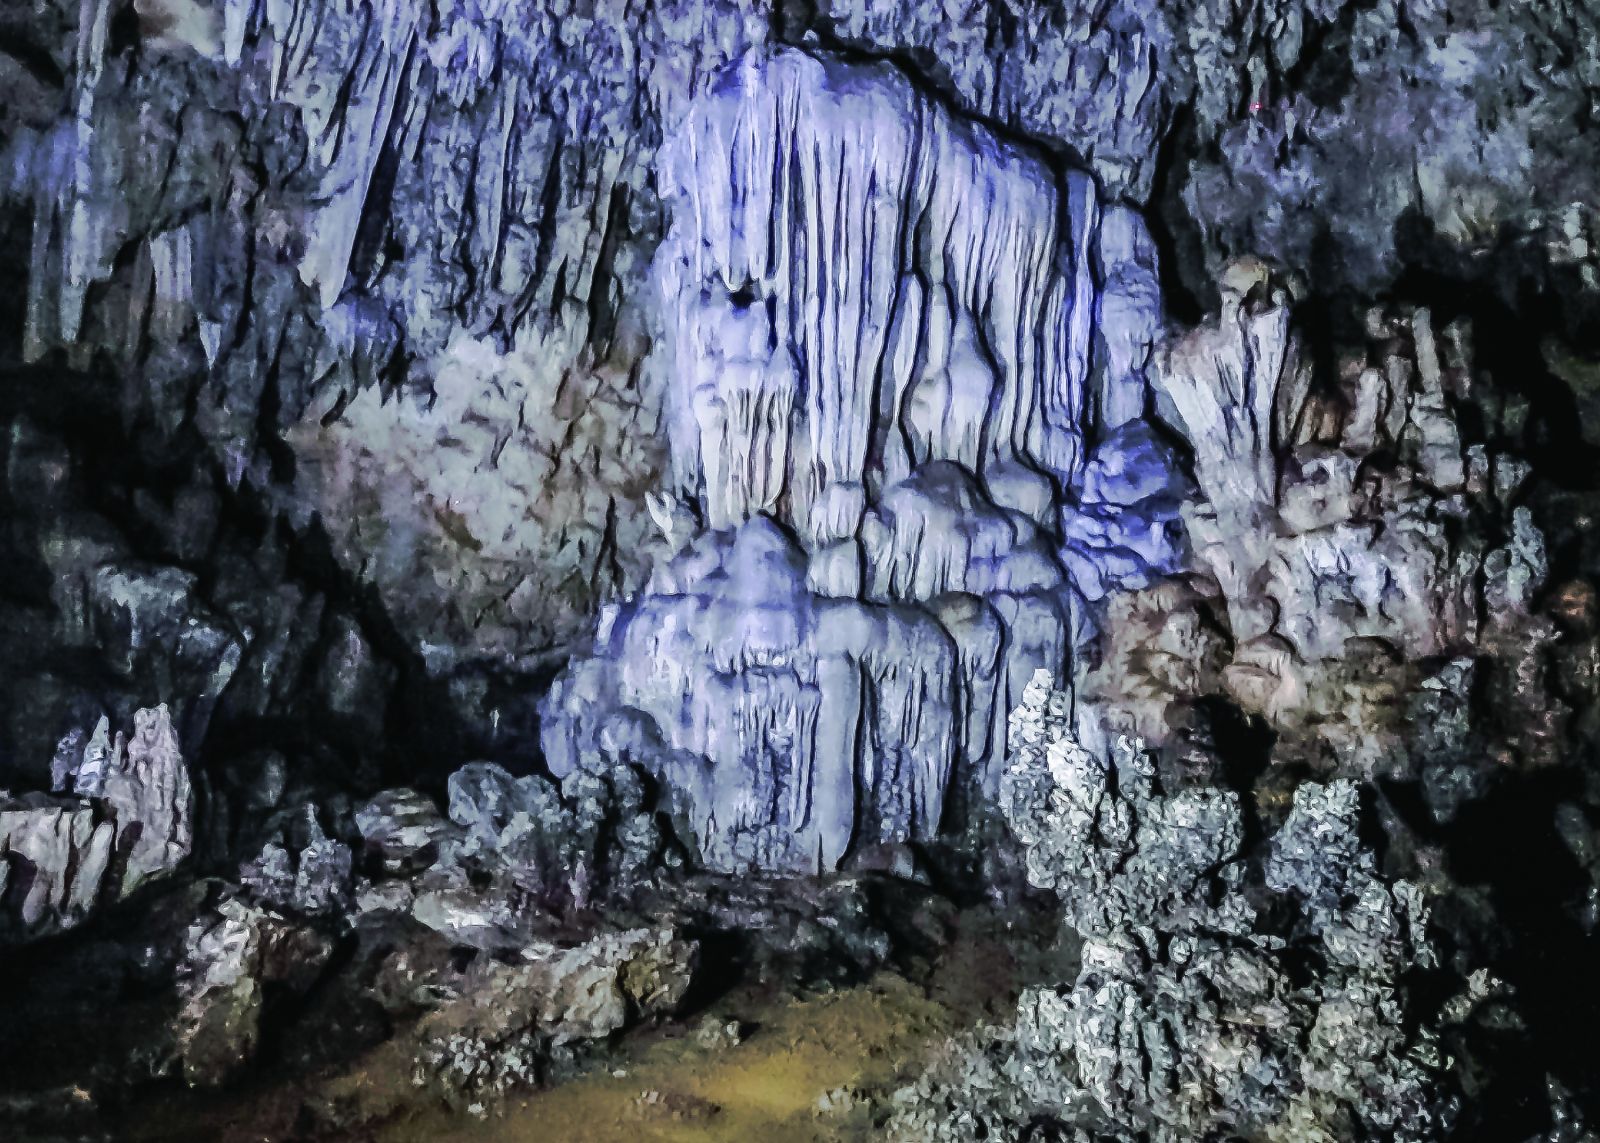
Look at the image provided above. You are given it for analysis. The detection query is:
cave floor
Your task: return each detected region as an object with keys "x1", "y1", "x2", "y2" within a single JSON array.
[
  {"x1": 111, "y1": 893, "x2": 1054, "y2": 1142},
  {"x1": 376, "y1": 972, "x2": 950, "y2": 1143},
  {"x1": 121, "y1": 971, "x2": 954, "y2": 1143}
]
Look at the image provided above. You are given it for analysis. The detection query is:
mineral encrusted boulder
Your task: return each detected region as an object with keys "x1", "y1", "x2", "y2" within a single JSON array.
[
  {"x1": 170, "y1": 896, "x2": 335, "y2": 1087},
  {"x1": 353, "y1": 788, "x2": 457, "y2": 876},
  {"x1": 409, "y1": 927, "x2": 696, "y2": 1108}
]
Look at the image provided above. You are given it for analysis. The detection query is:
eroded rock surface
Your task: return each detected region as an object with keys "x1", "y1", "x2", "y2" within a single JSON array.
[
  {"x1": 890, "y1": 672, "x2": 1453, "y2": 1142},
  {"x1": 0, "y1": 705, "x2": 191, "y2": 938}
]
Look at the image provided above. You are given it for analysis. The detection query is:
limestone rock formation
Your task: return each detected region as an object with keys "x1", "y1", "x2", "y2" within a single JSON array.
[
  {"x1": 171, "y1": 896, "x2": 335, "y2": 1087},
  {"x1": 890, "y1": 672, "x2": 1452, "y2": 1142},
  {"x1": 353, "y1": 788, "x2": 455, "y2": 876},
  {"x1": 0, "y1": 706, "x2": 191, "y2": 938},
  {"x1": 1126, "y1": 263, "x2": 1548, "y2": 773},
  {"x1": 0, "y1": 794, "x2": 114, "y2": 937},
  {"x1": 94, "y1": 705, "x2": 194, "y2": 896},
  {"x1": 409, "y1": 927, "x2": 697, "y2": 1109},
  {"x1": 238, "y1": 808, "x2": 354, "y2": 917},
  {"x1": 543, "y1": 47, "x2": 1183, "y2": 874},
  {"x1": 1000, "y1": 671, "x2": 1250, "y2": 939},
  {"x1": 3, "y1": 0, "x2": 774, "y2": 668}
]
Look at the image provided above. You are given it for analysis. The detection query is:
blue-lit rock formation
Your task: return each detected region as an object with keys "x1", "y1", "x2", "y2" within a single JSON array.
[{"x1": 541, "y1": 48, "x2": 1184, "y2": 873}]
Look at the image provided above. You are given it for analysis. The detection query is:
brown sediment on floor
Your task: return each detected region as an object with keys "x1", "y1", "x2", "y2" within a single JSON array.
[{"x1": 373, "y1": 973, "x2": 952, "y2": 1143}]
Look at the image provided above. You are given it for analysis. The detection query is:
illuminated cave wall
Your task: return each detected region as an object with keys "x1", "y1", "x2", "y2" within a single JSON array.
[{"x1": 542, "y1": 48, "x2": 1186, "y2": 873}]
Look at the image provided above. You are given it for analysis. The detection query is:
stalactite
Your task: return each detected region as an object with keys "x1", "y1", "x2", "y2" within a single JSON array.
[{"x1": 543, "y1": 47, "x2": 1183, "y2": 873}]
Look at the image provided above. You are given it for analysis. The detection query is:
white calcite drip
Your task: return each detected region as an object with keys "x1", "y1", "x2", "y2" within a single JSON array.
[
  {"x1": 543, "y1": 48, "x2": 1183, "y2": 874},
  {"x1": 654, "y1": 48, "x2": 1100, "y2": 536}
]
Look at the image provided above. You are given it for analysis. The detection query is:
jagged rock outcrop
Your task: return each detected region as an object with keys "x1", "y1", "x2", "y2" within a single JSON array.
[
  {"x1": 1000, "y1": 672, "x2": 1251, "y2": 939},
  {"x1": 543, "y1": 47, "x2": 1184, "y2": 874},
  {"x1": 1127, "y1": 262, "x2": 1549, "y2": 772},
  {"x1": 342, "y1": 756, "x2": 664, "y2": 948},
  {"x1": 2, "y1": 0, "x2": 773, "y2": 669},
  {"x1": 0, "y1": 794, "x2": 114, "y2": 937},
  {"x1": 86, "y1": 705, "x2": 194, "y2": 895},
  {"x1": 0, "y1": 705, "x2": 191, "y2": 938},
  {"x1": 889, "y1": 672, "x2": 1452, "y2": 1142},
  {"x1": 239, "y1": 807, "x2": 354, "y2": 917},
  {"x1": 171, "y1": 895, "x2": 335, "y2": 1087}
]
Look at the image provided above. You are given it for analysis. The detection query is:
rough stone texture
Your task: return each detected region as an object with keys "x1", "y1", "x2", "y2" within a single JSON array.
[
  {"x1": 0, "y1": 2, "x2": 1594, "y2": 1133},
  {"x1": 353, "y1": 787, "x2": 456, "y2": 875},
  {"x1": 0, "y1": 706, "x2": 191, "y2": 938},
  {"x1": 2, "y1": 0, "x2": 772, "y2": 672},
  {"x1": 408, "y1": 926, "x2": 696, "y2": 1109},
  {"x1": 171, "y1": 895, "x2": 334, "y2": 1087},
  {"x1": 891, "y1": 673, "x2": 1452, "y2": 1142},
  {"x1": 1140, "y1": 263, "x2": 1547, "y2": 773},
  {"x1": 238, "y1": 807, "x2": 353, "y2": 917},
  {"x1": 94, "y1": 704, "x2": 194, "y2": 895},
  {"x1": 2, "y1": 0, "x2": 1596, "y2": 677},
  {"x1": 1001, "y1": 670, "x2": 1249, "y2": 938},
  {"x1": 0, "y1": 793, "x2": 114, "y2": 937}
]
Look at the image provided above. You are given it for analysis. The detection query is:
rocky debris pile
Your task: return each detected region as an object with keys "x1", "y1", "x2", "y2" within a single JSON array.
[
  {"x1": 543, "y1": 46, "x2": 1185, "y2": 875},
  {"x1": 171, "y1": 895, "x2": 335, "y2": 1087},
  {"x1": 0, "y1": 402, "x2": 425, "y2": 885},
  {"x1": 159, "y1": 752, "x2": 691, "y2": 1100},
  {"x1": 0, "y1": 705, "x2": 191, "y2": 939},
  {"x1": 407, "y1": 927, "x2": 696, "y2": 1113},
  {"x1": 889, "y1": 671, "x2": 1454, "y2": 1142},
  {"x1": 344, "y1": 758, "x2": 665, "y2": 950}
]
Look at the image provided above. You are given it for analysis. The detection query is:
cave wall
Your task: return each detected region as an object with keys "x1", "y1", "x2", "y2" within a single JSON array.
[
  {"x1": 0, "y1": 0, "x2": 1596, "y2": 866},
  {"x1": 3, "y1": 0, "x2": 1595, "y2": 674}
]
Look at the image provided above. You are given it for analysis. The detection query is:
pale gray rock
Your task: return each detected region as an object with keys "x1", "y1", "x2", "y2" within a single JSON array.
[
  {"x1": 238, "y1": 808, "x2": 353, "y2": 917},
  {"x1": 892, "y1": 674, "x2": 1452, "y2": 1142},
  {"x1": 1000, "y1": 669, "x2": 1251, "y2": 938},
  {"x1": 0, "y1": 704, "x2": 193, "y2": 934},
  {"x1": 447, "y1": 761, "x2": 578, "y2": 902},
  {"x1": 409, "y1": 882, "x2": 530, "y2": 952},
  {"x1": 409, "y1": 927, "x2": 696, "y2": 1107},
  {"x1": 0, "y1": 793, "x2": 114, "y2": 937},
  {"x1": 0, "y1": 706, "x2": 193, "y2": 937},
  {"x1": 98, "y1": 704, "x2": 193, "y2": 896}
]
